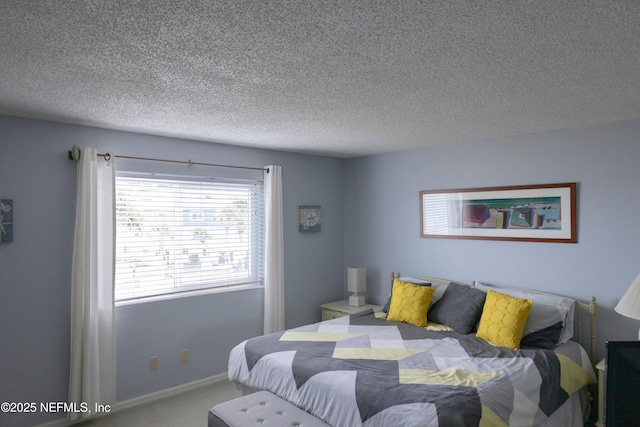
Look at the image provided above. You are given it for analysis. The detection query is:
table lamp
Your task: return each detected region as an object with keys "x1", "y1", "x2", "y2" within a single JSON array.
[
  {"x1": 348, "y1": 267, "x2": 366, "y2": 307},
  {"x1": 614, "y1": 272, "x2": 640, "y2": 339}
]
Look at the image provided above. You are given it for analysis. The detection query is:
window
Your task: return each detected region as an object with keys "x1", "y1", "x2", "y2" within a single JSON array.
[{"x1": 114, "y1": 173, "x2": 264, "y2": 302}]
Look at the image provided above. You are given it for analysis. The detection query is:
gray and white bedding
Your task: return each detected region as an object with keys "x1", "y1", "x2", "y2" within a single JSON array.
[{"x1": 228, "y1": 309, "x2": 595, "y2": 427}]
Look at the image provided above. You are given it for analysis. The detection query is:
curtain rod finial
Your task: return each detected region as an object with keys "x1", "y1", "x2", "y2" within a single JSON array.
[{"x1": 69, "y1": 145, "x2": 81, "y2": 161}]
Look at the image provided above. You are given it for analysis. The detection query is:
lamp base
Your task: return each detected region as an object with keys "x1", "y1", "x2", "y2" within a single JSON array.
[{"x1": 349, "y1": 294, "x2": 365, "y2": 307}]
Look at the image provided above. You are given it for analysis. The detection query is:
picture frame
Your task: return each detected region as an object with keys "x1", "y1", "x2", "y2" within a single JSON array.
[
  {"x1": 419, "y1": 183, "x2": 576, "y2": 243},
  {"x1": 299, "y1": 205, "x2": 321, "y2": 233},
  {"x1": 1, "y1": 199, "x2": 13, "y2": 243}
]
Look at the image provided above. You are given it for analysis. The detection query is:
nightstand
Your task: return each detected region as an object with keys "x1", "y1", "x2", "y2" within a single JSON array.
[
  {"x1": 596, "y1": 358, "x2": 605, "y2": 427},
  {"x1": 321, "y1": 300, "x2": 376, "y2": 320}
]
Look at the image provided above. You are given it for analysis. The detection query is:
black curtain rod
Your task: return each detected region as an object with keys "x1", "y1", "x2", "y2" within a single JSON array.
[{"x1": 67, "y1": 145, "x2": 269, "y2": 173}]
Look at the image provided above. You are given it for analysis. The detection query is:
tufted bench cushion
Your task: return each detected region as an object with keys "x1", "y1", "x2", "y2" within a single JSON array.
[{"x1": 208, "y1": 390, "x2": 328, "y2": 427}]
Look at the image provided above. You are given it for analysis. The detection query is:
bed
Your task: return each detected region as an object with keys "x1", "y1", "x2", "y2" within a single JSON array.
[{"x1": 228, "y1": 273, "x2": 597, "y2": 427}]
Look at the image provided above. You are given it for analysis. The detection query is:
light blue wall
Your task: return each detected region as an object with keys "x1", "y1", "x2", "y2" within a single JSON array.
[
  {"x1": 343, "y1": 119, "x2": 640, "y2": 359},
  {"x1": 2, "y1": 113, "x2": 640, "y2": 427},
  {"x1": 0, "y1": 115, "x2": 345, "y2": 426}
]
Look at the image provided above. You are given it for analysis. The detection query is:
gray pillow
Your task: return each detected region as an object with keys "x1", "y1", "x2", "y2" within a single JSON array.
[
  {"x1": 428, "y1": 282, "x2": 486, "y2": 334},
  {"x1": 520, "y1": 321, "x2": 563, "y2": 349}
]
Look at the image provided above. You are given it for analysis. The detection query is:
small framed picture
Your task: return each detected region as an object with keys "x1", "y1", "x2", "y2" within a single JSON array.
[
  {"x1": 299, "y1": 206, "x2": 321, "y2": 233},
  {"x1": 1, "y1": 199, "x2": 13, "y2": 243}
]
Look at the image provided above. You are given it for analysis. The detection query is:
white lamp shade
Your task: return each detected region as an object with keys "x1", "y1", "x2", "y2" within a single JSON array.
[
  {"x1": 347, "y1": 267, "x2": 366, "y2": 293},
  {"x1": 615, "y1": 273, "x2": 640, "y2": 320}
]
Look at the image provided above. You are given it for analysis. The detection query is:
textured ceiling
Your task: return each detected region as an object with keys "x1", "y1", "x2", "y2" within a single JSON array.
[{"x1": 1, "y1": 1, "x2": 639, "y2": 158}]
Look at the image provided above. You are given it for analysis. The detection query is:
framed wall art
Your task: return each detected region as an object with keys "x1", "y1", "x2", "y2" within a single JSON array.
[
  {"x1": 1, "y1": 199, "x2": 13, "y2": 243},
  {"x1": 299, "y1": 205, "x2": 321, "y2": 233},
  {"x1": 420, "y1": 183, "x2": 576, "y2": 243}
]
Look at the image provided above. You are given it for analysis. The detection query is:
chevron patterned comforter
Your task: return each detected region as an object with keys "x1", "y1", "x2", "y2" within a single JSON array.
[{"x1": 228, "y1": 310, "x2": 595, "y2": 427}]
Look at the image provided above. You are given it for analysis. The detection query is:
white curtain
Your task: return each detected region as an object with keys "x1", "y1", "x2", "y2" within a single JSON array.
[
  {"x1": 264, "y1": 165, "x2": 285, "y2": 334},
  {"x1": 68, "y1": 147, "x2": 116, "y2": 420}
]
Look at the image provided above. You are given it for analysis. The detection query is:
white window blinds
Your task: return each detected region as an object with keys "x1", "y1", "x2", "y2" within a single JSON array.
[{"x1": 114, "y1": 174, "x2": 264, "y2": 302}]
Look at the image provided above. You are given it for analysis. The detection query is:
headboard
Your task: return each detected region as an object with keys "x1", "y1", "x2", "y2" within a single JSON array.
[
  {"x1": 390, "y1": 272, "x2": 598, "y2": 366},
  {"x1": 574, "y1": 296, "x2": 598, "y2": 366}
]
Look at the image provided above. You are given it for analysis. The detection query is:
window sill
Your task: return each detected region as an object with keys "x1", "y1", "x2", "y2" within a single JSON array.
[{"x1": 115, "y1": 283, "x2": 263, "y2": 307}]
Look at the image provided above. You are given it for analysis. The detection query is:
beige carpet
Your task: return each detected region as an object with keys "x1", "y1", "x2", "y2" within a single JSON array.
[{"x1": 76, "y1": 380, "x2": 242, "y2": 427}]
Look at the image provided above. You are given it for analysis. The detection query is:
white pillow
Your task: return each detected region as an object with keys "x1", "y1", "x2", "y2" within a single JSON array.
[
  {"x1": 397, "y1": 276, "x2": 431, "y2": 284},
  {"x1": 474, "y1": 282, "x2": 575, "y2": 345},
  {"x1": 383, "y1": 277, "x2": 450, "y2": 313},
  {"x1": 398, "y1": 277, "x2": 448, "y2": 305},
  {"x1": 398, "y1": 277, "x2": 450, "y2": 304}
]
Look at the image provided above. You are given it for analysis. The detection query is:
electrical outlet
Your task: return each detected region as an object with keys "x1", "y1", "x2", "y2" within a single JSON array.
[
  {"x1": 181, "y1": 349, "x2": 189, "y2": 363},
  {"x1": 150, "y1": 356, "x2": 159, "y2": 371}
]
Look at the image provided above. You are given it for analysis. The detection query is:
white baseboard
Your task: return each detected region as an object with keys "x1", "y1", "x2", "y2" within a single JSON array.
[{"x1": 35, "y1": 372, "x2": 229, "y2": 427}]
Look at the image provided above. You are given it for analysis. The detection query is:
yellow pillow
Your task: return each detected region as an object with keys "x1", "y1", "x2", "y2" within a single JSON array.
[
  {"x1": 387, "y1": 279, "x2": 435, "y2": 327},
  {"x1": 476, "y1": 289, "x2": 532, "y2": 350}
]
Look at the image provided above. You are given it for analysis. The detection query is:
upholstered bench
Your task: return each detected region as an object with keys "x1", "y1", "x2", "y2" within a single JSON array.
[{"x1": 208, "y1": 390, "x2": 328, "y2": 427}]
